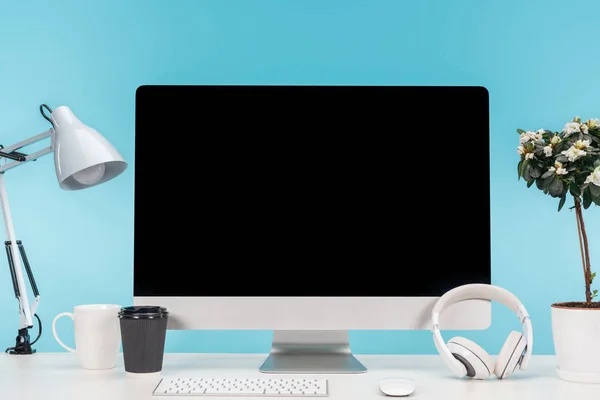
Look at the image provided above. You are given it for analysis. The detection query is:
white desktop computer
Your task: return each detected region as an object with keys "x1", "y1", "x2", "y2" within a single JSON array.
[{"x1": 133, "y1": 85, "x2": 491, "y2": 374}]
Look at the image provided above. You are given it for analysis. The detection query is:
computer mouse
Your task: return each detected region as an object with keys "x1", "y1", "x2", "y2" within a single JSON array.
[{"x1": 378, "y1": 378, "x2": 415, "y2": 397}]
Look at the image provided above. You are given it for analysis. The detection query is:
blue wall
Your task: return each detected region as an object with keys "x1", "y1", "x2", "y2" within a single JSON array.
[{"x1": 1, "y1": 0, "x2": 599, "y2": 355}]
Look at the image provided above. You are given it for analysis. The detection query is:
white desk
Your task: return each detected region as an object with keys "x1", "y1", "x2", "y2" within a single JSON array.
[{"x1": 2, "y1": 353, "x2": 599, "y2": 399}]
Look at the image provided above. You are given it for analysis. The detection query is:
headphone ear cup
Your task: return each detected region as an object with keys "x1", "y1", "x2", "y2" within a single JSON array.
[
  {"x1": 494, "y1": 331, "x2": 526, "y2": 379},
  {"x1": 446, "y1": 337, "x2": 494, "y2": 380}
]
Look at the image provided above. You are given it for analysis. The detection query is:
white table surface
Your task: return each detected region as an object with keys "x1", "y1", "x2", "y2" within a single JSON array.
[{"x1": 2, "y1": 353, "x2": 600, "y2": 399}]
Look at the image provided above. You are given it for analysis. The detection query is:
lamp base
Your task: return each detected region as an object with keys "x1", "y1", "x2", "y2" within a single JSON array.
[{"x1": 6, "y1": 328, "x2": 36, "y2": 355}]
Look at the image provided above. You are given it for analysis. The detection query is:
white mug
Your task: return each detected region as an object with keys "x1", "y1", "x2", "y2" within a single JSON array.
[{"x1": 52, "y1": 304, "x2": 121, "y2": 370}]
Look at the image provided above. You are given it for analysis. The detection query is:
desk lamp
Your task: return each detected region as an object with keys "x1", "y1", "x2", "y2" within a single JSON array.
[{"x1": 0, "y1": 104, "x2": 127, "y2": 354}]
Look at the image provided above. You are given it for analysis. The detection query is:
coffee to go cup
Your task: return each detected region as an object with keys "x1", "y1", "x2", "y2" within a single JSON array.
[{"x1": 118, "y1": 306, "x2": 168, "y2": 376}]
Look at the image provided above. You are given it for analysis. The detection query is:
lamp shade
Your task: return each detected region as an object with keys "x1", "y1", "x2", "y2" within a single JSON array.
[{"x1": 51, "y1": 106, "x2": 127, "y2": 190}]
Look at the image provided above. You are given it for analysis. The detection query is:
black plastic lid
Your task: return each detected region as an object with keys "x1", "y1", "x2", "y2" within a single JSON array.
[{"x1": 118, "y1": 306, "x2": 168, "y2": 320}]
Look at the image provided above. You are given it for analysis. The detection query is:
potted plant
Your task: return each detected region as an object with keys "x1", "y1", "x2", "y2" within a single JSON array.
[{"x1": 516, "y1": 116, "x2": 600, "y2": 383}]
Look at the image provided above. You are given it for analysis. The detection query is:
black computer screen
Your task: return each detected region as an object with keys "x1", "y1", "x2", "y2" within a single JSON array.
[{"x1": 134, "y1": 85, "x2": 490, "y2": 296}]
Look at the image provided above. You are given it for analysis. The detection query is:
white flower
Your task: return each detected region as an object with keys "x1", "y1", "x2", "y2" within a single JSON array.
[
  {"x1": 517, "y1": 145, "x2": 525, "y2": 155},
  {"x1": 561, "y1": 146, "x2": 587, "y2": 162},
  {"x1": 581, "y1": 124, "x2": 589, "y2": 134},
  {"x1": 532, "y1": 129, "x2": 544, "y2": 140},
  {"x1": 586, "y1": 118, "x2": 600, "y2": 129},
  {"x1": 549, "y1": 162, "x2": 568, "y2": 175},
  {"x1": 550, "y1": 135, "x2": 561, "y2": 145},
  {"x1": 556, "y1": 167, "x2": 568, "y2": 175},
  {"x1": 564, "y1": 122, "x2": 581, "y2": 136},
  {"x1": 543, "y1": 145, "x2": 553, "y2": 157},
  {"x1": 519, "y1": 133, "x2": 530, "y2": 144},
  {"x1": 584, "y1": 167, "x2": 600, "y2": 186},
  {"x1": 519, "y1": 131, "x2": 538, "y2": 144},
  {"x1": 525, "y1": 153, "x2": 535, "y2": 160},
  {"x1": 575, "y1": 139, "x2": 591, "y2": 150}
]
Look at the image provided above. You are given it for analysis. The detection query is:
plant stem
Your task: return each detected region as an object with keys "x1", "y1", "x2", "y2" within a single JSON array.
[
  {"x1": 580, "y1": 209, "x2": 593, "y2": 302},
  {"x1": 575, "y1": 199, "x2": 588, "y2": 298},
  {"x1": 574, "y1": 197, "x2": 592, "y2": 303}
]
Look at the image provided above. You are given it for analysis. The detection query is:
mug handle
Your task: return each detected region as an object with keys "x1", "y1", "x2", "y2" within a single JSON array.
[{"x1": 52, "y1": 312, "x2": 76, "y2": 353}]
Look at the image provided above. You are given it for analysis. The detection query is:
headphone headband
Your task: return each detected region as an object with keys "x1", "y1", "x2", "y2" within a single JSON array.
[
  {"x1": 431, "y1": 284, "x2": 533, "y2": 371},
  {"x1": 432, "y1": 284, "x2": 528, "y2": 324}
]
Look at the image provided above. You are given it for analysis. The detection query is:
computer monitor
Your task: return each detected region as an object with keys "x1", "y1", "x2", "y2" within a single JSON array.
[{"x1": 133, "y1": 85, "x2": 491, "y2": 374}]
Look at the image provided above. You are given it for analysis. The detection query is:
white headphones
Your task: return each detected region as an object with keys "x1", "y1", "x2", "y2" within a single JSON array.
[{"x1": 431, "y1": 284, "x2": 533, "y2": 380}]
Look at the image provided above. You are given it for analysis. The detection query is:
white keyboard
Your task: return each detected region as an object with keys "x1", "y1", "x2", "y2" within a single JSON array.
[{"x1": 153, "y1": 377, "x2": 329, "y2": 397}]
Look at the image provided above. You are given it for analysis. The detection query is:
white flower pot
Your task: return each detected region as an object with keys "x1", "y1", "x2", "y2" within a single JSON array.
[{"x1": 551, "y1": 304, "x2": 600, "y2": 383}]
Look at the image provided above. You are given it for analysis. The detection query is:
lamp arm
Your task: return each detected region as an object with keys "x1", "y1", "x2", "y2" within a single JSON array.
[
  {"x1": 14, "y1": 239, "x2": 41, "y2": 318},
  {"x1": 0, "y1": 130, "x2": 54, "y2": 174},
  {"x1": 0, "y1": 173, "x2": 34, "y2": 329},
  {"x1": 0, "y1": 128, "x2": 54, "y2": 354},
  {"x1": 17, "y1": 239, "x2": 41, "y2": 323},
  {"x1": 0, "y1": 130, "x2": 52, "y2": 154}
]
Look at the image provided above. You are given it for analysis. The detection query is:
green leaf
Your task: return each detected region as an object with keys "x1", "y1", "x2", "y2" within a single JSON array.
[
  {"x1": 517, "y1": 129, "x2": 525, "y2": 134},
  {"x1": 527, "y1": 179, "x2": 535, "y2": 188},
  {"x1": 594, "y1": 159, "x2": 600, "y2": 168},
  {"x1": 541, "y1": 170, "x2": 554, "y2": 179},
  {"x1": 525, "y1": 142, "x2": 535, "y2": 152},
  {"x1": 558, "y1": 195, "x2": 567, "y2": 211},
  {"x1": 589, "y1": 182, "x2": 600, "y2": 198},
  {"x1": 543, "y1": 174, "x2": 555, "y2": 194},
  {"x1": 554, "y1": 141, "x2": 569, "y2": 154},
  {"x1": 517, "y1": 159, "x2": 523, "y2": 180},
  {"x1": 522, "y1": 160, "x2": 532, "y2": 181},
  {"x1": 590, "y1": 272, "x2": 596, "y2": 284},
  {"x1": 542, "y1": 131, "x2": 550, "y2": 139},
  {"x1": 556, "y1": 155, "x2": 569, "y2": 163},
  {"x1": 535, "y1": 178, "x2": 545, "y2": 190},
  {"x1": 583, "y1": 187, "x2": 593, "y2": 209},
  {"x1": 549, "y1": 177, "x2": 564, "y2": 197},
  {"x1": 529, "y1": 165, "x2": 542, "y2": 179},
  {"x1": 570, "y1": 182, "x2": 582, "y2": 197}
]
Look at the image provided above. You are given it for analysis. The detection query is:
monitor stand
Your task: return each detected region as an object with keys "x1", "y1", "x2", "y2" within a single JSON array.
[{"x1": 259, "y1": 330, "x2": 367, "y2": 374}]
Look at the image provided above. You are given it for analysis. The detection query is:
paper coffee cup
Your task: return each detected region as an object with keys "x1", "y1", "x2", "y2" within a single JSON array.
[{"x1": 118, "y1": 306, "x2": 168, "y2": 375}]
